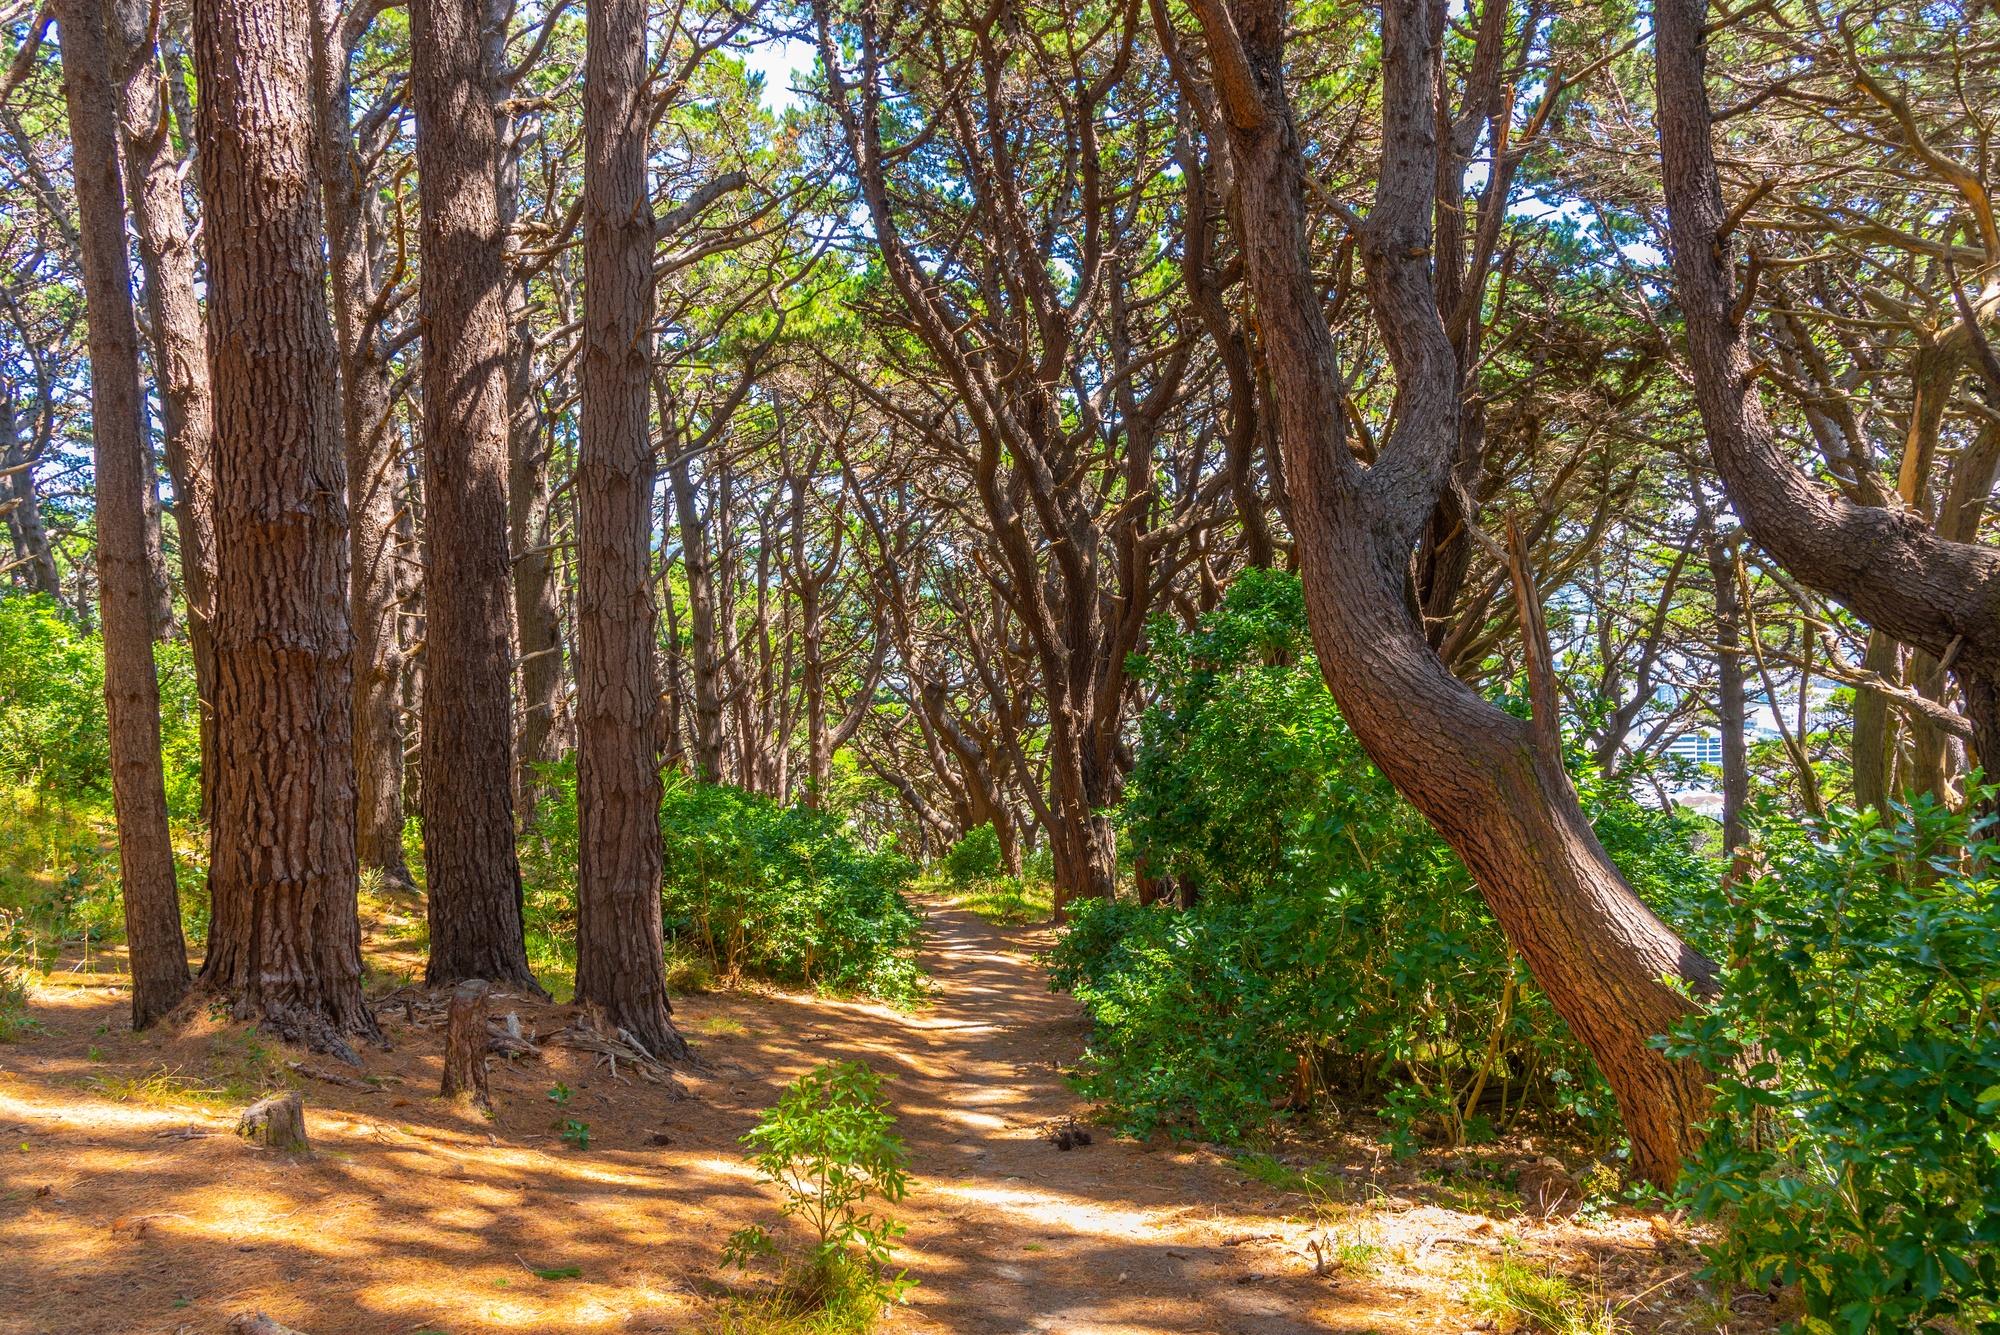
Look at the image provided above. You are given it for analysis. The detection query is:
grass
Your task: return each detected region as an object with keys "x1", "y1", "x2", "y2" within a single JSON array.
[
  {"x1": 702, "y1": 1016, "x2": 751, "y2": 1037},
  {"x1": 1467, "y1": 1254, "x2": 1624, "y2": 1335},
  {"x1": 1237, "y1": 1151, "x2": 1345, "y2": 1198},
  {"x1": 953, "y1": 876, "x2": 1052, "y2": 926}
]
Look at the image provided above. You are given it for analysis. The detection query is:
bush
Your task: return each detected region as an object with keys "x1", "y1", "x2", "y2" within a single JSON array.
[
  {"x1": 661, "y1": 778, "x2": 924, "y2": 1002},
  {"x1": 723, "y1": 1060, "x2": 914, "y2": 1325},
  {"x1": 1666, "y1": 795, "x2": 2000, "y2": 1334},
  {"x1": 942, "y1": 825, "x2": 1003, "y2": 887},
  {"x1": 1053, "y1": 569, "x2": 1709, "y2": 1146}
]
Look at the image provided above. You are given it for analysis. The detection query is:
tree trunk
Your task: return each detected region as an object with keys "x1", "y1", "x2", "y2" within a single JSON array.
[
  {"x1": 666, "y1": 445, "x2": 725, "y2": 783},
  {"x1": 575, "y1": 0, "x2": 689, "y2": 1063},
  {"x1": 3, "y1": 401, "x2": 61, "y2": 600},
  {"x1": 191, "y1": 0, "x2": 381, "y2": 1060},
  {"x1": 438, "y1": 977, "x2": 492, "y2": 1107},
  {"x1": 1852, "y1": 630, "x2": 1899, "y2": 814},
  {"x1": 1653, "y1": 0, "x2": 2000, "y2": 796},
  {"x1": 1695, "y1": 489, "x2": 1751, "y2": 853},
  {"x1": 1189, "y1": 0, "x2": 1715, "y2": 1188},
  {"x1": 410, "y1": 0, "x2": 540, "y2": 991},
  {"x1": 314, "y1": 0, "x2": 410, "y2": 888},
  {"x1": 56, "y1": 0, "x2": 190, "y2": 1030},
  {"x1": 108, "y1": 0, "x2": 218, "y2": 825}
]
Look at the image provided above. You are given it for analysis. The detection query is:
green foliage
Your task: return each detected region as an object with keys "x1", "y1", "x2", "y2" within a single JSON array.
[
  {"x1": 724, "y1": 1060, "x2": 914, "y2": 1318},
  {"x1": 517, "y1": 762, "x2": 925, "y2": 1002},
  {"x1": 1466, "y1": 1252, "x2": 1620, "y2": 1335},
  {"x1": 1665, "y1": 795, "x2": 2000, "y2": 1335},
  {"x1": 942, "y1": 825, "x2": 1003, "y2": 886},
  {"x1": 561, "y1": 1119, "x2": 591, "y2": 1150},
  {"x1": 1052, "y1": 569, "x2": 1709, "y2": 1146},
  {"x1": 0, "y1": 595, "x2": 203, "y2": 817},
  {"x1": 660, "y1": 777, "x2": 925, "y2": 1002}
]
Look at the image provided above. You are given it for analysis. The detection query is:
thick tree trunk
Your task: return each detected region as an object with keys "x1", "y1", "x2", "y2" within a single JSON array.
[
  {"x1": 191, "y1": 0, "x2": 381, "y2": 1060},
  {"x1": 411, "y1": 0, "x2": 540, "y2": 991},
  {"x1": 1190, "y1": 0, "x2": 1715, "y2": 1188},
  {"x1": 575, "y1": 0, "x2": 689, "y2": 1063},
  {"x1": 57, "y1": 0, "x2": 190, "y2": 1029},
  {"x1": 109, "y1": 0, "x2": 218, "y2": 824},
  {"x1": 1852, "y1": 631, "x2": 1899, "y2": 814},
  {"x1": 1654, "y1": 0, "x2": 2000, "y2": 790},
  {"x1": 314, "y1": 0, "x2": 410, "y2": 888}
]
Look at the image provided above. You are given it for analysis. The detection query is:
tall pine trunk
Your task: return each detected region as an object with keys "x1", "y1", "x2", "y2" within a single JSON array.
[
  {"x1": 56, "y1": 0, "x2": 189, "y2": 1028},
  {"x1": 315, "y1": 0, "x2": 411, "y2": 889},
  {"x1": 108, "y1": 0, "x2": 218, "y2": 827},
  {"x1": 191, "y1": 0, "x2": 380, "y2": 1060},
  {"x1": 575, "y1": 0, "x2": 688, "y2": 1062},
  {"x1": 410, "y1": 0, "x2": 540, "y2": 990}
]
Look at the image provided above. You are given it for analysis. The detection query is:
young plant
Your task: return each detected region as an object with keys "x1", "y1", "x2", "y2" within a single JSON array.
[
  {"x1": 561, "y1": 1119, "x2": 590, "y2": 1150},
  {"x1": 723, "y1": 1060, "x2": 914, "y2": 1312}
]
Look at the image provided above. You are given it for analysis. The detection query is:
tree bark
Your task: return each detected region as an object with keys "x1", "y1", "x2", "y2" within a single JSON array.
[
  {"x1": 666, "y1": 443, "x2": 725, "y2": 783},
  {"x1": 1653, "y1": 0, "x2": 2000, "y2": 796},
  {"x1": 56, "y1": 0, "x2": 190, "y2": 1029},
  {"x1": 314, "y1": 0, "x2": 411, "y2": 888},
  {"x1": 107, "y1": 0, "x2": 218, "y2": 824},
  {"x1": 410, "y1": 0, "x2": 540, "y2": 991},
  {"x1": 438, "y1": 977, "x2": 492, "y2": 1107},
  {"x1": 1188, "y1": 0, "x2": 1715, "y2": 1188},
  {"x1": 191, "y1": 0, "x2": 381, "y2": 1060},
  {"x1": 575, "y1": 0, "x2": 689, "y2": 1063}
]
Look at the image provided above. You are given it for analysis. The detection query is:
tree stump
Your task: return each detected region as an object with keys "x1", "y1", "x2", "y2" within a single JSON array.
[
  {"x1": 440, "y1": 978, "x2": 491, "y2": 1108},
  {"x1": 226, "y1": 1312, "x2": 309, "y2": 1335},
  {"x1": 236, "y1": 1091, "x2": 309, "y2": 1153}
]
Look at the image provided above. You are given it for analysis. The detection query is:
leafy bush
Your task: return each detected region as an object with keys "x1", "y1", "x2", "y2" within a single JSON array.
[
  {"x1": 942, "y1": 825, "x2": 1003, "y2": 887},
  {"x1": 519, "y1": 760, "x2": 925, "y2": 1003},
  {"x1": 1666, "y1": 795, "x2": 2000, "y2": 1334},
  {"x1": 724, "y1": 1060, "x2": 914, "y2": 1322},
  {"x1": 1052, "y1": 568, "x2": 1708, "y2": 1146},
  {"x1": 0, "y1": 595, "x2": 203, "y2": 817},
  {"x1": 660, "y1": 777, "x2": 924, "y2": 1002}
]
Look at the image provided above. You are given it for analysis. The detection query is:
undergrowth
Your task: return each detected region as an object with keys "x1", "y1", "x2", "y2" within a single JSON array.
[{"x1": 1467, "y1": 1253, "x2": 1622, "y2": 1335}]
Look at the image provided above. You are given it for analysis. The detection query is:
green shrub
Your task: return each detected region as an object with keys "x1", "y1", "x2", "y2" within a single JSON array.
[
  {"x1": 1053, "y1": 569, "x2": 1708, "y2": 1146},
  {"x1": 724, "y1": 1059, "x2": 914, "y2": 1321},
  {"x1": 1665, "y1": 795, "x2": 2000, "y2": 1334},
  {"x1": 660, "y1": 777, "x2": 924, "y2": 1002},
  {"x1": 518, "y1": 760, "x2": 925, "y2": 1004},
  {"x1": 942, "y1": 825, "x2": 1003, "y2": 887}
]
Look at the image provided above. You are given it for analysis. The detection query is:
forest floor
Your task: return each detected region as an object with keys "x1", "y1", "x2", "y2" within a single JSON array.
[{"x1": 0, "y1": 896, "x2": 1774, "y2": 1335}]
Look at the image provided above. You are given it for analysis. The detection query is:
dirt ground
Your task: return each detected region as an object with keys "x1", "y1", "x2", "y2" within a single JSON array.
[{"x1": 0, "y1": 898, "x2": 1755, "y2": 1335}]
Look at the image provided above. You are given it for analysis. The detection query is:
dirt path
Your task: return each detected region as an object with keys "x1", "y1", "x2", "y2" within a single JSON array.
[{"x1": 0, "y1": 898, "x2": 1692, "y2": 1334}]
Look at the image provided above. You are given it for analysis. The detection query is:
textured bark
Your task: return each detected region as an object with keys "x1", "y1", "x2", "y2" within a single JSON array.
[
  {"x1": 191, "y1": 0, "x2": 380, "y2": 1059},
  {"x1": 1851, "y1": 630, "x2": 1900, "y2": 814},
  {"x1": 666, "y1": 447, "x2": 725, "y2": 783},
  {"x1": 3, "y1": 399, "x2": 61, "y2": 599},
  {"x1": 575, "y1": 0, "x2": 689, "y2": 1064},
  {"x1": 1189, "y1": 0, "x2": 1715, "y2": 1187},
  {"x1": 109, "y1": 0, "x2": 218, "y2": 823},
  {"x1": 438, "y1": 977, "x2": 492, "y2": 1107},
  {"x1": 56, "y1": 0, "x2": 189, "y2": 1029},
  {"x1": 1654, "y1": 0, "x2": 2000, "y2": 791},
  {"x1": 315, "y1": 0, "x2": 410, "y2": 888},
  {"x1": 411, "y1": 0, "x2": 539, "y2": 991},
  {"x1": 236, "y1": 1090, "x2": 310, "y2": 1152}
]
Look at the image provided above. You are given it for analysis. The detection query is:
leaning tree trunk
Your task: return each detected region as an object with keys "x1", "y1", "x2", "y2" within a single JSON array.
[
  {"x1": 109, "y1": 0, "x2": 219, "y2": 826},
  {"x1": 315, "y1": 0, "x2": 411, "y2": 889},
  {"x1": 574, "y1": 0, "x2": 689, "y2": 1063},
  {"x1": 1188, "y1": 0, "x2": 1716, "y2": 1188},
  {"x1": 190, "y1": 0, "x2": 381, "y2": 1060},
  {"x1": 1654, "y1": 0, "x2": 2000, "y2": 794},
  {"x1": 410, "y1": 0, "x2": 541, "y2": 991},
  {"x1": 56, "y1": 0, "x2": 189, "y2": 1029}
]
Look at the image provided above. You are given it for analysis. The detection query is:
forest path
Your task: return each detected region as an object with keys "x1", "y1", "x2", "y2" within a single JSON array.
[{"x1": 0, "y1": 896, "x2": 1682, "y2": 1335}]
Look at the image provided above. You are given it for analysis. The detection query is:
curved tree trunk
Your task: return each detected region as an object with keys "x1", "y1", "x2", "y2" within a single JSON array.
[
  {"x1": 1188, "y1": 0, "x2": 1716, "y2": 1188},
  {"x1": 575, "y1": 0, "x2": 688, "y2": 1063},
  {"x1": 410, "y1": 0, "x2": 540, "y2": 991},
  {"x1": 56, "y1": 0, "x2": 190, "y2": 1029},
  {"x1": 191, "y1": 0, "x2": 381, "y2": 1060},
  {"x1": 1654, "y1": 0, "x2": 2000, "y2": 788}
]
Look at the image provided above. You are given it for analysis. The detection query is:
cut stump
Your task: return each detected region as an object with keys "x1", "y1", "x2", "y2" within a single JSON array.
[
  {"x1": 236, "y1": 1091, "x2": 310, "y2": 1153},
  {"x1": 226, "y1": 1313, "x2": 308, "y2": 1335},
  {"x1": 440, "y1": 978, "x2": 491, "y2": 1108}
]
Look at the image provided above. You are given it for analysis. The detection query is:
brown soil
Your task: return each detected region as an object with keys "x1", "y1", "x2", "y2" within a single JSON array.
[{"x1": 0, "y1": 898, "x2": 1746, "y2": 1334}]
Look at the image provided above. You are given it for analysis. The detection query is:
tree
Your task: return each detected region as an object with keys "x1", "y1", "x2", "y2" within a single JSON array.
[
  {"x1": 53, "y1": 0, "x2": 187, "y2": 1028},
  {"x1": 1183, "y1": 0, "x2": 1716, "y2": 1186},
  {"x1": 573, "y1": 0, "x2": 688, "y2": 1062},
  {"x1": 410, "y1": 0, "x2": 540, "y2": 990},
  {"x1": 190, "y1": 0, "x2": 380, "y2": 1058}
]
